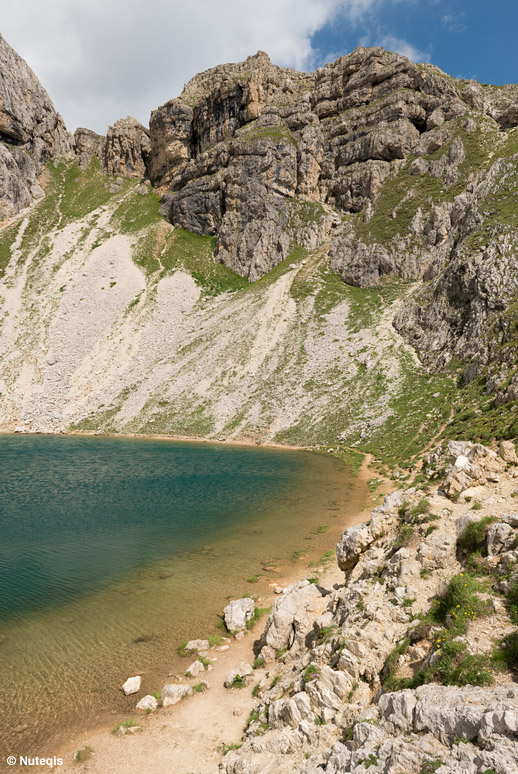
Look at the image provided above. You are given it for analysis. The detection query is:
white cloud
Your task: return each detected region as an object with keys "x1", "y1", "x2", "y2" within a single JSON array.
[
  {"x1": 378, "y1": 34, "x2": 431, "y2": 63},
  {"x1": 441, "y1": 12, "x2": 467, "y2": 33},
  {"x1": 1, "y1": 0, "x2": 419, "y2": 134}
]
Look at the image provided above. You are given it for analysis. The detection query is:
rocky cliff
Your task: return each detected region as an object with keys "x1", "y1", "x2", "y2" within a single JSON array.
[
  {"x1": 0, "y1": 34, "x2": 72, "y2": 220},
  {"x1": 1, "y1": 38, "x2": 518, "y2": 455},
  {"x1": 145, "y1": 47, "x2": 518, "y2": 399}
]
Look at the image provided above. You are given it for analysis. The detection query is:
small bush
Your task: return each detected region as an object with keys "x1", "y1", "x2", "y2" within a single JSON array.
[
  {"x1": 303, "y1": 664, "x2": 319, "y2": 684},
  {"x1": 507, "y1": 580, "x2": 518, "y2": 624},
  {"x1": 493, "y1": 630, "x2": 518, "y2": 676},
  {"x1": 409, "y1": 498, "x2": 430, "y2": 519},
  {"x1": 433, "y1": 572, "x2": 489, "y2": 632},
  {"x1": 318, "y1": 625, "x2": 337, "y2": 643},
  {"x1": 458, "y1": 517, "x2": 497, "y2": 554},
  {"x1": 253, "y1": 657, "x2": 265, "y2": 670},
  {"x1": 219, "y1": 742, "x2": 242, "y2": 755}
]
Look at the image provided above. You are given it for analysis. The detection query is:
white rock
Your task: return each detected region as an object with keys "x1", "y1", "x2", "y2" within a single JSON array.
[
  {"x1": 223, "y1": 598, "x2": 255, "y2": 632},
  {"x1": 502, "y1": 512, "x2": 518, "y2": 528},
  {"x1": 185, "y1": 639, "x2": 210, "y2": 652},
  {"x1": 260, "y1": 581, "x2": 327, "y2": 655},
  {"x1": 224, "y1": 662, "x2": 253, "y2": 688},
  {"x1": 136, "y1": 694, "x2": 158, "y2": 712},
  {"x1": 486, "y1": 522, "x2": 515, "y2": 555},
  {"x1": 161, "y1": 683, "x2": 192, "y2": 707},
  {"x1": 499, "y1": 440, "x2": 518, "y2": 464},
  {"x1": 417, "y1": 532, "x2": 456, "y2": 570},
  {"x1": 121, "y1": 675, "x2": 141, "y2": 695},
  {"x1": 336, "y1": 523, "x2": 373, "y2": 572},
  {"x1": 186, "y1": 660, "x2": 205, "y2": 677}
]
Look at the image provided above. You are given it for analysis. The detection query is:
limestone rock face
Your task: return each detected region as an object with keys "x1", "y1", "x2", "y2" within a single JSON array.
[
  {"x1": 149, "y1": 47, "x2": 475, "y2": 280},
  {"x1": 73, "y1": 128, "x2": 106, "y2": 169},
  {"x1": 104, "y1": 117, "x2": 150, "y2": 178},
  {"x1": 441, "y1": 441, "x2": 506, "y2": 497},
  {"x1": 143, "y1": 47, "x2": 518, "y2": 394},
  {"x1": 259, "y1": 580, "x2": 327, "y2": 659},
  {"x1": 0, "y1": 34, "x2": 72, "y2": 219}
]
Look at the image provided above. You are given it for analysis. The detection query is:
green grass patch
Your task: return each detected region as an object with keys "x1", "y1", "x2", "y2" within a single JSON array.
[
  {"x1": 112, "y1": 187, "x2": 162, "y2": 233},
  {"x1": 111, "y1": 719, "x2": 142, "y2": 735},
  {"x1": 507, "y1": 580, "x2": 518, "y2": 624},
  {"x1": 0, "y1": 220, "x2": 21, "y2": 277},
  {"x1": 383, "y1": 572, "x2": 494, "y2": 691},
  {"x1": 245, "y1": 606, "x2": 271, "y2": 630},
  {"x1": 75, "y1": 746, "x2": 93, "y2": 763},
  {"x1": 161, "y1": 228, "x2": 248, "y2": 295}
]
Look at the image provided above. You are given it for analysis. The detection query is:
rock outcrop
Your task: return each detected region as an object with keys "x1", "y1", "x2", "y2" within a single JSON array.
[
  {"x1": 142, "y1": 47, "x2": 518, "y2": 395},
  {"x1": 3, "y1": 38, "x2": 518, "y2": 404},
  {"x1": 73, "y1": 127, "x2": 106, "y2": 169},
  {"x1": 104, "y1": 117, "x2": 150, "y2": 178},
  {"x1": 0, "y1": 34, "x2": 71, "y2": 219},
  {"x1": 220, "y1": 442, "x2": 518, "y2": 773}
]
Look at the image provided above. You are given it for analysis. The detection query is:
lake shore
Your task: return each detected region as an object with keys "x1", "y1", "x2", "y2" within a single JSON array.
[
  {"x1": 0, "y1": 437, "x2": 378, "y2": 771},
  {"x1": 50, "y1": 454, "x2": 383, "y2": 774}
]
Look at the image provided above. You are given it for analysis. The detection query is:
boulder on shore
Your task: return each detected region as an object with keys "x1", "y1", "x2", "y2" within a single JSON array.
[{"x1": 223, "y1": 597, "x2": 255, "y2": 632}]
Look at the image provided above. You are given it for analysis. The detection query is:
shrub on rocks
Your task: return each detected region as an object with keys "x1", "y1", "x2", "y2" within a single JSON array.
[{"x1": 458, "y1": 516, "x2": 498, "y2": 554}]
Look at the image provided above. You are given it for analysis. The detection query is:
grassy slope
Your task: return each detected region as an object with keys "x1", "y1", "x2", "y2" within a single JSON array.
[{"x1": 1, "y1": 153, "x2": 515, "y2": 475}]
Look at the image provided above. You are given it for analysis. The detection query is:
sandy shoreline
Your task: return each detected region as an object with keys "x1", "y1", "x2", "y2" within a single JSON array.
[
  {"x1": 41, "y1": 454, "x2": 384, "y2": 774},
  {"x1": 0, "y1": 428, "x2": 311, "y2": 452}
]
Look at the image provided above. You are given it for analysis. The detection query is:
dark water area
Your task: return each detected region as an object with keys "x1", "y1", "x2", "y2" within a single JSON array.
[{"x1": 0, "y1": 435, "x2": 365, "y2": 759}]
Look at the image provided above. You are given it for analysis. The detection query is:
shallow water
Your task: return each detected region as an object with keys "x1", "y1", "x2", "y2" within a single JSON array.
[{"x1": 0, "y1": 435, "x2": 364, "y2": 758}]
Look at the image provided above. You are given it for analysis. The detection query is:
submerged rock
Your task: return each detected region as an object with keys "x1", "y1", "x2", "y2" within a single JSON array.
[{"x1": 121, "y1": 675, "x2": 141, "y2": 695}]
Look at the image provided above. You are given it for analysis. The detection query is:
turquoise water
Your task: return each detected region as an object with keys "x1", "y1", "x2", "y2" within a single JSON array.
[
  {"x1": 0, "y1": 435, "x2": 363, "y2": 758},
  {"x1": 0, "y1": 435, "x2": 308, "y2": 619}
]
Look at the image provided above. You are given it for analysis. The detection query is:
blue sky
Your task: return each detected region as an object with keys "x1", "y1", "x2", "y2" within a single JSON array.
[
  {"x1": 1, "y1": 0, "x2": 516, "y2": 133},
  {"x1": 312, "y1": 0, "x2": 518, "y2": 84}
]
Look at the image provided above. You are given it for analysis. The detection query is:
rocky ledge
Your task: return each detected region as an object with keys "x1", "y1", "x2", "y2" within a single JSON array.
[{"x1": 217, "y1": 440, "x2": 518, "y2": 773}]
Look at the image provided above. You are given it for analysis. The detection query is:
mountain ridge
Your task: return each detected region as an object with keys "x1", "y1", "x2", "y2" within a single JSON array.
[{"x1": 0, "y1": 36, "x2": 517, "y2": 461}]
